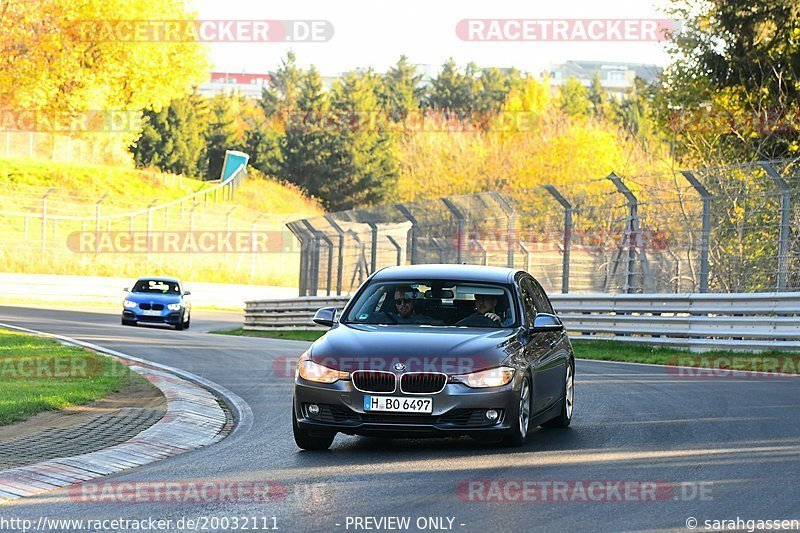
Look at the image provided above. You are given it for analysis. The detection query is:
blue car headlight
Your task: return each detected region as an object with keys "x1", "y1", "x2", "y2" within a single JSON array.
[
  {"x1": 167, "y1": 303, "x2": 182, "y2": 311},
  {"x1": 123, "y1": 300, "x2": 137, "y2": 308}
]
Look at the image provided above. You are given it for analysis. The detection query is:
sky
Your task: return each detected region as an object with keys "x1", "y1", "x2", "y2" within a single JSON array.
[{"x1": 192, "y1": 0, "x2": 676, "y2": 76}]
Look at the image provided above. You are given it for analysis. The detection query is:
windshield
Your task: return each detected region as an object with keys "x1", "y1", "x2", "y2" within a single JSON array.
[
  {"x1": 132, "y1": 279, "x2": 181, "y2": 294},
  {"x1": 344, "y1": 280, "x2": 516, "y2": 328}
]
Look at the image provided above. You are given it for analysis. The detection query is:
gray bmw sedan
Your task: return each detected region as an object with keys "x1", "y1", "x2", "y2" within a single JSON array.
[{"x1": 292, "y1": 264, "x2": 575, "y2": 450}]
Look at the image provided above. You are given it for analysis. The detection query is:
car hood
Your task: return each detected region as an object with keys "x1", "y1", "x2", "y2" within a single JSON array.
[
  {"x1": 126, "y1": 292, "x2": 182, "y2": 303},
  {"x1": 310, "y1": 323, "x2": 521, "y2": 374}
]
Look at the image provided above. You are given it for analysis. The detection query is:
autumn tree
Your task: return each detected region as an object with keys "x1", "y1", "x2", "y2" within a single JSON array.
[{"x1": 0, "y1": 0, "x2": 209, "y2": 114}]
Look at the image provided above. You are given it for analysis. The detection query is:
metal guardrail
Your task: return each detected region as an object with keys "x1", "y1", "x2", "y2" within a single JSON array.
[{"x1": 244, "y1": 293, "x2": 800, "y2": 351}]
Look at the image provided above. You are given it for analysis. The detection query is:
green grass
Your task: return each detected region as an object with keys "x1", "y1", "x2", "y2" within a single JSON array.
[
  {"x1": 572, "y1": 339, "x2": 799, "y2": 372},
  {"x1": 210, "y1": 328, "x2": 324, "y2": 342},
  {"x1": 0, "y1": 328, "x2": 139, "y2": 425},
  {"x1": 0, "y1": 158, "x2": 321, "y2": 286}
]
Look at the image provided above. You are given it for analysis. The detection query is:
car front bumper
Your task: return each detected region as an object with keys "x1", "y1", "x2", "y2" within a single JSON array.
[
  {"x1": 293, "y1": 374, "x2": 522, "y2": 438},
  {"x1": 122, "y1": 309, "x2": 183, "y2": 325}
]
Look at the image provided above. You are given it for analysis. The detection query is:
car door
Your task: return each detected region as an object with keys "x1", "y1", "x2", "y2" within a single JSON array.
[
  {"x1": 515, "y1": 275, "x2": 551, "y2": 415},
  {"x1": 523, "y1": 276, "x2": 566, "y2": 413}
]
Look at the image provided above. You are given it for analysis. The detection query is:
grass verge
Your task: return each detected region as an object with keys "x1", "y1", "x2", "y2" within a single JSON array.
[
  {"x1": 211, "y1": 328, "x2": 324, "y2": 342},
  {"x1": 572, "y1": 339, "x2": 799, "y2": 372},
  {"x1": 0, "y1": 328, "x2": 139, "y2": 425}
]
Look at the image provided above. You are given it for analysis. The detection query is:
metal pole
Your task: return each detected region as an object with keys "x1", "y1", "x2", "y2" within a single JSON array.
[
  {"x1": 489, "y1": 191, "x2": 517, "y2": 268},
  {"x1": 146, "y1": 198, "x2": 159, "y2": 266},
  {"x1": 95, "y1": 192, "x2": 108, "y2": 234},
  {"x1": 441, "y1": 198, "x2": 466, "y2": 263},
  {"x1": 365, "y1": 221, "x2": 379, "y2": 274},
  {"x1": 286, "y1": 221, "x2": 309, "y2": 297},
  {"x1": 250, "y1": 214, "x2": 265, "y2": 281},
  {"x1": 386, "y1": 235, "x2": 402, "y2": 266},
  {"x1": 225, "y1": 206, "x2": 238, "y2": 261},
  {"x1": 41, "y1": 187, "x2": 55, "y2": 254},
  {"x1": 681, "y1": 171, "x2": 712, "y2": 293},
  {"x1": 607, "y1": 173, "x2": 653, "y2": 293},
  {"x1": 760, "y1": 163, "x2": 792, "y2": 291},
  {"x1": 325, "y1": 215, "x2": 347, "y2": 295},
  {"x1": 543, "y1": 185, "x2": 574, "y2": 293},
  {"x1": 302, "y1": 222, "x2": 321, "y2": 296},
  {"x1": 395, "y1": 204, "x2": 419, "y2": 265}
]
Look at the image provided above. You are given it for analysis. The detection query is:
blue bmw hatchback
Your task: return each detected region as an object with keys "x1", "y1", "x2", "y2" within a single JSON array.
[{"x1": 121, "y1": 277, "x2": 191, "y2": 330}]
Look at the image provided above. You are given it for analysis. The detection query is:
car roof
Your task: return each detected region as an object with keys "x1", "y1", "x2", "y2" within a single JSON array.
[
  {"x1": 372, "y1": 264, "x2": 519, "y2": 284},
  {"x1": 135, "y1": 276, "x2": 181, "y2": 283}
]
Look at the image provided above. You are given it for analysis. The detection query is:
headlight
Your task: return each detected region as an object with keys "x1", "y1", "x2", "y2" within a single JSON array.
[
  {"x1": 167, "y1": 303, "x2": 181, "y2": 311},
  {"x1": 296, "y1": 351, "x2": 349, "y2": 384},
  {"x1": 123, "y1": 300, "x2": 137, "y2": 308},
  {"x1": 451, "y1": 366, "x2": 515, "y2": 388}
]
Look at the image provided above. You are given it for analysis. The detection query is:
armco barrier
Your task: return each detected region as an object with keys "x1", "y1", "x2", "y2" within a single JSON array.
[{"x1": 244, "y1": 293, "x2": 800, "y2": 352}]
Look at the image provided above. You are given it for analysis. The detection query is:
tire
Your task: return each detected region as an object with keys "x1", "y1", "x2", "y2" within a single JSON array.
[
  {"x1": 175, "y1": 313, "x2": 185, "y2": 331},
  {"x1": 292, "y1": 402, "x2": 334, "y2": 450},
  {"x1": 121, "y1": 318, "x2": 135, "y2": 326},
  {"x1": 502, "y1": 373, "x2": 532, "y2": 446},
  {"x1": 184, "y1": 313, "x2": 191, "y2": 330},
  {"x1": 542, "y1": 360, "x2": 574, "y2": 429}
]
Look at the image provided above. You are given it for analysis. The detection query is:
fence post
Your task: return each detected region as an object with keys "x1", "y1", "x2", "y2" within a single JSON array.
[
  {"x1": 490, "y1": 191, "x2": 517, "y2": 268},
  {"x1": 441, "y1": 198, "x2": 466, "y2": 263},
  {"x1": 543, "y1": 185, "x2": 574, "y2": 293},
  {"x1": 146, "y1": 198, "x2": 159, "y2": 265},
  {"x1": 287, "y1": 221, "x2": 312, "y2": 297},
  {"x1": 607, "y1": 173, "x2": 654, "y2": 293},
  {"x1": 395, "y1": 204, "x2": 419, "y2": 265},
  {"x1": 225, "y1": 206, "x2": 238, "y2": 261},
  {"x1": 189, "y1": 201, "x2": 199, "y2": 277},
  {"x1": 760, "y1": 163, "x2": 792, "y2": 292},
  {"x1": 681, "y1": 170, "x2": 712, "y2": 293},
  {"x1": 250, "y1": 214, "x2": 265, "y2": 281},
  {"x1": 95, "y1": 192, "x2": 108, "y2": 234},
  {"x1": 324, "y1": 215, "x2": 346, "y2": 295},
  {"x1": 40, "y1": 187, "x2": 55, "y2": 254},
  {"x1": 300, "y1": 220, "x2": 321, "y2": 296},
  {"x1": 386, "y1": 235, "x2": 403, "y2": 266},
  {"x1": 365, "y1": 221, "x2": 379, "y2": 274}
]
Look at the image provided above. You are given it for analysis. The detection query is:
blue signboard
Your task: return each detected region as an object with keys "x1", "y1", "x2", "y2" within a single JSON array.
[{"x1": 219, "y1": 150, "x2": 249, "y2": 182}]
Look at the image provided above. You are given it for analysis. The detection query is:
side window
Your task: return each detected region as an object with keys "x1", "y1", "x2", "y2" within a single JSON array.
[
  {"x1": 526, "y1": 277, "x2": 555, "y2": 314},
  {"x1": 517, "y1": 279, "x2": 537, "y2": 327}
]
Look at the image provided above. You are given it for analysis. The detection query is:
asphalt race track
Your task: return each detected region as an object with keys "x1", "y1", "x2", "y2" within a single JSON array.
[{"x1": 1, "y1": 305, "x2": 799, "y2": 533}]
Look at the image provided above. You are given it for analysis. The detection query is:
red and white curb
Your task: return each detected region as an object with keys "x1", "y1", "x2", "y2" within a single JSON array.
[{"x1": 0, "y1": 323, "x2": 252, "y2": 503}]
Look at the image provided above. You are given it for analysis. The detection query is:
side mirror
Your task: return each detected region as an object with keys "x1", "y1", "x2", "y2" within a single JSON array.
[
  {"x1": 532, "y1": 313, "x2": 564, "y2": 332},
  {"x1": 313, "y1": 307, "x2": 337, "y2": 328},
  {"x1": 183, "y1": 291, "x2": 191, "y2": 296},
  {"x1": 123, "y1": 287, "x2": 129, "y2": 292}
]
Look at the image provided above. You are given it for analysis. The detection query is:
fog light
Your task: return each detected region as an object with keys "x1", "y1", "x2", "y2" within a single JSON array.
[
  {"x1": 485, "y1": 409, "x2": 499, "y2": 421},
  {"x1": 308, "y1": 404, "x2": 320, "y2": 417}
]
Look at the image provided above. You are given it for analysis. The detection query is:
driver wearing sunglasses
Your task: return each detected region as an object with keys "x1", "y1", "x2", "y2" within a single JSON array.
[{"x1": 392, "y1": 286, "x2": 432, "y2": 324}]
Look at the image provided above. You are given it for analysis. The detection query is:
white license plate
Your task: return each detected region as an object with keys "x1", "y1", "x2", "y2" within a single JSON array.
[
  {"x1": 363, "y1": 396, "x2": 432, "y2": 414},
  {"x1": 141, "y1": 310, "x2": 161, "y2": 316}
]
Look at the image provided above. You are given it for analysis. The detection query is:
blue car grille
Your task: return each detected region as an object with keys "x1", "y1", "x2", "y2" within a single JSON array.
[{"x1": 139, "y1": 303, "x2": 165, "y2": 310}]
